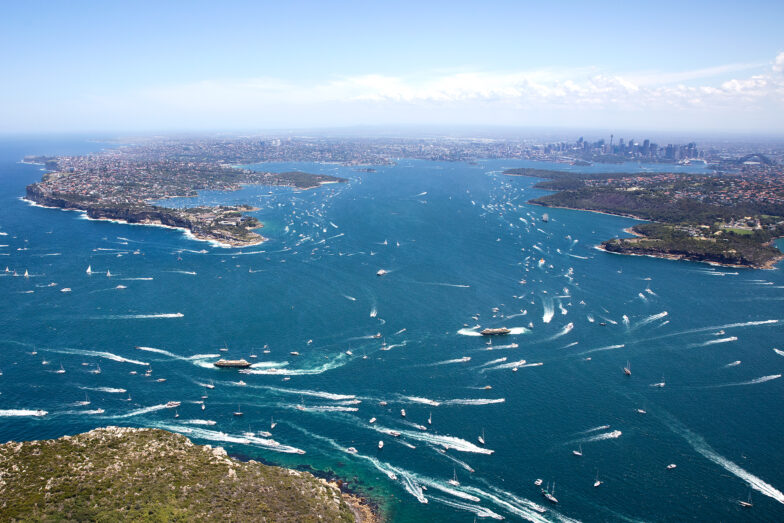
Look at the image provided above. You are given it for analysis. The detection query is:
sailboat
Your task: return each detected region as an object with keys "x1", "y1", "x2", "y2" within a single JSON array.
[
  {"x1": 86, "y1": 265, "x2": 92, "y2": 275},
  {"x1": 270, "y1": 416, "x2": 277, "y2": 429},
  {"x1": 23, "y1": 269, "x2": 29, "y2": 278},
  {"x1": 478, "y1": 428, "x2": 485, "y2": 445},
  {"x1": 739, "y1": 491, "x2": 753, "y2": 508},
  {"x1": 573, "y1": 444, "x2": 583, "y2": 457},
  {"x1": 651, "y1": 376, "x2": 665, "y2": 387},
  {"x1": 541, "y1": 481, "x2": 558, "y2": 504},
  {"x1": 623, "y1": 361, "x2": 631, "y2": 376},
  {"x1": 447, "y1": 468, "x2": 460, "y2": 487},
  {"x1": 593, "y1": 471, "x2": 602, "y2": 488},
  {"x1": 427, "y1": 412, "x2": 432, "y2": 425},
  {"x1": 55, "y1": 363, "x2": 65, "y2": 374},
  {"x1": 233, "y1": 405, "x2": 243, "y2": 417},
  {"x1": 106, "y1": 269, "x2": 112, "y2": 277}
]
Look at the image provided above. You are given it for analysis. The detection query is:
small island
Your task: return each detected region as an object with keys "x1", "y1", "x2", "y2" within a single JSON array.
[
  {"x1": 24, "y1": 147, "x2": 347, "y2": 247},
  {"x1": 0, "y1": 426, "x2": 376, "y2": 522},
  {"x1": 505, "y1": 167, "x2": 784, "y2": 269}
]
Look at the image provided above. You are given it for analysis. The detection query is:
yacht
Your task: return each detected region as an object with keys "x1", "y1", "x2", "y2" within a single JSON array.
[
  {"x1": 401, "y1": 409, "x2": 406, "y2": 417},
  {"x1": 593, "y1": 472, "x2": 602, "y2": 488},
  {"x1": 478, "y1": 429, "x2": 485, "y2": 445},
  {"x1": 534, "y1": 479, "x2": 543, "y2": 486},
  {"x1": 623, "y1": 361, "x2": 631, "y2": 376},
  {"x1": 270, "y1": 417, "x2": 277, "y2": 429},
  {"x1": 542, "y1": 481, "x2": 558, "y2": 504},
  {"x1": 447, "y1": 468, "x2": 460, "y2": 487},
  {"x1": 346, "y1": 447, "x2": 358, "y2": 454},
  {"x1": 369, "y1": 417, "x2": 376, "y2": 424},
  {"x1": 427, "y1": 412, "x2": 432, "y2": 425},
  {"x1": 378, "y1": 441, "x2": 384, "y2": 449},
  {"x1": 86, "y1": 265, "x2": 92, "y2": 275},
  {"x1": 667, "y1": 463, "x2": 677, "y2": 470},
  {"x1": 376, "y1": 269, "x2": 388, "y2": 276},
  {"x1": 165, "y1": 401, "x2": 181, "y2": 408}
]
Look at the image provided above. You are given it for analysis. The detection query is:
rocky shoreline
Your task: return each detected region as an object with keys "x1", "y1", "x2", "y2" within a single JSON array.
[{"x1": 0, "y1": 426, "x2": 380, "y2": 522}]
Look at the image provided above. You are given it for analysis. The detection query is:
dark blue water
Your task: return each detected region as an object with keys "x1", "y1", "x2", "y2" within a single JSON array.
[{"x1": 1, "y1": 137, "x2": 783, "y2": 522}]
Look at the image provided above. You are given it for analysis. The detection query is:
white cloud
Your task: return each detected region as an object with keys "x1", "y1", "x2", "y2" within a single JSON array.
[{"x1": 4, "y1": 54, "x2": 784, "y2": 133}]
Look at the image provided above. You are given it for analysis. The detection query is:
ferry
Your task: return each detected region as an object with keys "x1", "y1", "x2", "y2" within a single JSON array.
[
  {"x1": 447, "y1": 469, "x2": 460, "y2": 487},
  {"x1": 480, "y1": 327, "x2": 511, "y2": 336},
  {"x1": 213, "y1": 359, "x2": 251, "y2": 368}
]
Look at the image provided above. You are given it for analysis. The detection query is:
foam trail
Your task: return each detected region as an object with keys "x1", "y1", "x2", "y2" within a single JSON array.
[
  {"x1": 299, "y1": 405, "x2": 359, "y2": 413},
  {"x1": 374, "y1": 425, "x2": 493, "y2": 454},
  {"x1": 461, "y1": 485, "x2": 552, "y2": 523},
  {"x1": 419, "y1": 281, "x2": 471, "y2": 288},
  {"x1": 404, "y1": 396, "x2": 441, "y2": 406},
  {"x1": 106, "y1": 404, "x2": 171, "y2": 419},
  {"x1": 135, "y1": 346, "x2": 181, "y2": 358},
  {"x1": 92, "y1": 313, "x2": 183, "y2": 319},
  {"x1": 477, "y1": 357, "x2": 507, "y2": 368},
  {"x1": 542, "y1": 297, "x2": 554, "y2": 323},
  {"x1": 429, "y1": 496, "x2": 503, "y2": 520},
  {"x1": 433, "y1": 356, "x2": 471, "y2": 365},
  {"x1": 547, "y1": 322, "x2": 573, "y2": 340},
  {"x1": 49, "y1": 348, "x2": 149, "y2": 366},
  {"x1": 507, "y1": 327, "x2": 529, "y2": 335},
  {"x1": 242, "y1": 356, "x2": 348, "y2": 376},
  {"x1": 441, "y1": 398, "x2": 505, "y2": 406},
  {"x1": 265, "y1": 387, "x2": 356, "y2": 401},
  {"x1": 577, "y1": 424, "x2": 611, "y2": 434},
  {"x1": 0, "y1": 409, "x2": 47, "y2": 417},
  {"x1": 688, "y1": 336, "x2": 738, "y2": 348},
  {"x1": 632, "y1": 311, "x2": 668, "y2": 330},
  {"x1": 157, "y1": 424, "x2": 305, "y2": 454},
  {"x1": 80, "y1": 386, "x2": 127, "y2": 394},
  {"x1": 652, "y1": 319, "x2": 780, "y2": 340},
  {"x1": 435, "y1": 448, "x2": 476, "y2": 473},
  {"x1": 457, "y1": 328, "x2": 482, "y2": 337},
  {"x1": 182, "y1": 419, "x2": 217, "y2": 426},
  {"x1": 577, "y1": 344, "x2": 625, "y2": 356},
  {"x1": 725, "y1": 360, "x2": 742, "y2": 367},
  {"x1": 370, "y1": 307, "x2": 377, "y2": 318},
  {"x1": 483, "y1": 343, "x2": 519, "y2": 350},
  {"x1": 574, "y1": 430, "x2": 623, "y2": 443},
  {"x1": 703, "y1": 374, "x2": 781, "y2": 388},
  {"x1": 661, "y1": 412, "x2": 784, "y2": 504}
]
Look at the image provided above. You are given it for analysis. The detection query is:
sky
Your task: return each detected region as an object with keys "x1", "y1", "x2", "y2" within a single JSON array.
[{"x1": 1, "y1": 0, "x2": 783, "y2": 135}]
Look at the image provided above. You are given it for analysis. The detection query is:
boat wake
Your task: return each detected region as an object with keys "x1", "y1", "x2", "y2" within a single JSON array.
[
  {"x1": 0, "y1": 409, "x2": 47, "y2": 417},
  {"x1": 90, "y1": 313, "x2": 183, "y2": 319},
  {"x1": 687, "y1": 336, "x2": 738, "y2": 348},
  {"x1": 632, "y1": 311, "x2": 668, "y2": 330},
  {"x1": 542, "y1": 297, "x2": 554, "y2": 323},
  {"x1": 571, "y1": 430, "x2": 623, "y2": 444},
  {"x1": 441, "y1": 398, "x2": 505, "y2": 406},
  {"x1": 106, "y1": 403, "x2": 172, "y2": 419},
  {"x1": 49, "y1": 348, "x2": 149, "y2": 366},
  {"x1": 79, "y1": 386, "x2": 127, "y2": 394},
  {"x1": 661, "y1": 412, "x2": 784, "y2": 504},
  {"x1": 577, "y1": 344, "x2": 625, "y2": 356},
  {"x1": 701, "y1": 374, "x2": 781, "y2": 388},
  {"x1": 157, "y1": 423, "x2": 305, "y2": 454}
]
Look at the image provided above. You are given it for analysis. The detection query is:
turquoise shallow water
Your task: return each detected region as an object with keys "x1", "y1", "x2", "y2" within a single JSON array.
[{"x1": 1, "y1": 138, "x2": 783, "y2": 522}]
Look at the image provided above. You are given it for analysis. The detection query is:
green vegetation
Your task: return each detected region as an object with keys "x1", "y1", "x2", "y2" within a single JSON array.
[
  {"x1": 505, "y1": 167, "x2": 784, "y2": 269},
  {"x1": 0, "y1": 427, "x2": 364, "y2": 522}
]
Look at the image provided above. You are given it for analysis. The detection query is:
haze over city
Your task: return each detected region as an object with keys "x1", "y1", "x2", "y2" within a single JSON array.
[{"x1": 2, "y1": 0, "x2": 783, "y2": 134}]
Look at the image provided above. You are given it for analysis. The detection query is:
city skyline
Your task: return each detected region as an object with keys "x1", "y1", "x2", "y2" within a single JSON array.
[{"x1": 2, "y1": 0, "x2": 783, "y2": 134}]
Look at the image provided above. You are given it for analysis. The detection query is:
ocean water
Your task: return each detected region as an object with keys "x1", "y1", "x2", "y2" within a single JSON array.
[{"x1": 1, "y1": 137, "x2": 783, "y2": 522}]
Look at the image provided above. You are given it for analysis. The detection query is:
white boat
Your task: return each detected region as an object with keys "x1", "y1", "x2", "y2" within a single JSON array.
[
  {"x1": 86, "y1": 265, "x2": 92, "y2": 275},
  {"x1": 651, "y1": 376, "x2": 665, "y2": 388},
  {"x1": 376, "y1": 269, "x2": 388, "y2": 276},
  {"x1": 447, "y1": 468, "x2": 460, "y2": 487},
  {"x1": 666, "y1": 463, "x2": 677, "y2": 470},
  {"x1": 400, "y1": 409, "x2": 406, "y2": 417},
  {"x1": 205, "y1": 381, "x2": 215, "y2": 390},
  {"x1": 573, "y1": 444, "x2": 583, "y2": 457},
  {"x1": 346, "y1": 447, "x2": 358, "y2": 454},
  {"x1": 623, "y1": 361, "x2": 631, "y2": 376},
  {"x1": 542, "y1": 481, "x2": 558, "y2": 504},
  {"x1": 739, "y1": 492, "x2": 753, "y2": 508},
  {"x1": 270, "y1": 417, "x2": 277, "y2": 429},
  {"x1": 233, "y1": 405, "x2": 243, "y2": 417},
  {"x1": 369, "y1": 417, "x2": 376, "y2": 424},
  {"x1": 478, "y1": 428, "x2": 485, "y2": 445},
  {"x1": 378, "y1": 441, "x2": 384, "y2": 449},
  {"x1": 636, "y1": 408, "x2": 647, "y2": 414},
  {"x1": 534, "y1": 479, "x2": 543, "y2": 486},
  {"x1": 427, "y1": 412, "x2": 432, "y2": 425},
  {"x1": 165, "y1": 401, "x2": 181, "y2": 408},
  {"x1": 593, "y1": 472, "x2": 602, "y2": 488}
]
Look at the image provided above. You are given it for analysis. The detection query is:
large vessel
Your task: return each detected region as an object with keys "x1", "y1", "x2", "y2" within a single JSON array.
[
  {"x1": 213, "y1": 359, "x2": 251, "y2": 368},
  {"x1": 542, "y1": 481, "x2": 559, "y2": 504},
  {"x1": 480, "y1": 327, "x2": 511, "y2": 336}
]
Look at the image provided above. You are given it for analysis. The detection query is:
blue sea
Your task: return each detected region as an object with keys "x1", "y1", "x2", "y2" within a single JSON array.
[{"x1": 1, "y1": 137, "x2": 783, "y2": 522}]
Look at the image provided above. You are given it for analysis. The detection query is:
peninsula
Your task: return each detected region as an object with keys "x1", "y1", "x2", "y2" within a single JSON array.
[
  {"x1": 0, "y1": 426, "x2": 376, "y2": 522},
  {"x1": 24, "y1": 147, "x2": 347, "y2": 247},
  {"x1": 505, "y1": 167, "x2": 784, "y2": 269}
]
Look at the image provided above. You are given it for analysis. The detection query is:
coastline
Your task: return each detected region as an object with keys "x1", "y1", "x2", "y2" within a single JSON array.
[{"x1": 20, "y1": 197, "x2": 266, "y2": 249}]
